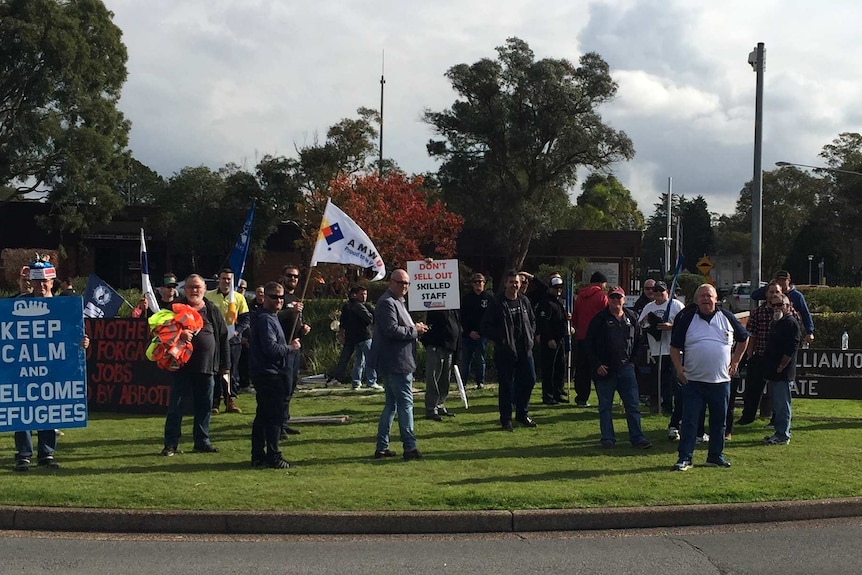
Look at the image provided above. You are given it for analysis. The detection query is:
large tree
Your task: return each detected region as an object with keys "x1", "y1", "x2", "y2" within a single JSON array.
[
  {"x1": 425, "y1": 37, "x2": 634, "y2": 271},
  {"x1": 570, "y1": 173, "x2": 643, "y2": 230},
  {"x1": 0, "y1": 0, "x2": 130, "y2": 231}
]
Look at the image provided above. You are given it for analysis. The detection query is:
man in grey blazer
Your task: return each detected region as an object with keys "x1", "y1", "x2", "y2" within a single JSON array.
[{"x1": 370, "y1": 269, "x2": 429, "y2": 461}]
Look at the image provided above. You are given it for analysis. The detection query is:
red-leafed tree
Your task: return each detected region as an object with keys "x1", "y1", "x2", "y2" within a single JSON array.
[{"x1": 306, "y1": 171, "x2": 463, "y2": 273}]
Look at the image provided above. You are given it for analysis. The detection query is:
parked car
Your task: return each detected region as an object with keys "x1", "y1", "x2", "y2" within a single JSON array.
[{"x1": 721, "y1": 282, "x2": 766, "y2": 313}]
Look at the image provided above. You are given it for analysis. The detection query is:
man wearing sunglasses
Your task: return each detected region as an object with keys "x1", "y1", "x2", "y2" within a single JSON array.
[
  {"x1": 248, "y1": 282, "x2": 297, "y2": 469},
  {"x1": 371, "y1": 269, "x2": 429, "y2": 460},
  {"x1": 762, "y1": 293, "x2": 799, "y2": 445},
  {"x1": 277, "y1": 265, "x2": 311, "y2": 437}
]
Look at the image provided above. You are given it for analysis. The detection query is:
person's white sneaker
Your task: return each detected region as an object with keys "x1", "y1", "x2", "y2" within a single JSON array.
[
  {"x1": 696, "y1": 433, "x2": 710, "y2": 443},
  {"x1": 368, "y1": 383, "x2": 383, "y2": 391},
  {"x1": 667, "y1": 427, "x2": 680, "y2": 441}
]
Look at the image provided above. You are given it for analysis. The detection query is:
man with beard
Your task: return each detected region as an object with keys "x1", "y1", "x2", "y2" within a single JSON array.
[
  {"x1": 762, "y1": 292, "x2": 800, "y2": 445},
  {"x1": 277, "y1": 265, "x2": 311, "y2": 437},
  {"x1": 161, "y1": 274, "x2": 229, "y2": 457}
]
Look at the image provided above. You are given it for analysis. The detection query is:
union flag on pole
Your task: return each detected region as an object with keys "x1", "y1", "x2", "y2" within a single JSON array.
[{"x1": 310, "y1": 199, "x2": 386, "y2": 281}]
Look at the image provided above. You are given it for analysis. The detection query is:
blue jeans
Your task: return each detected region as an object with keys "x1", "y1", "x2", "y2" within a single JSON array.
[
  {"x1": 768, "y1": 379, "x2": 792, "y2": 440},
  {"x1": 678, "y1": 381, "x2": 730, "y2": 462},
  {"x1": 376, "y1": 371, "x2": 416, "y2": 452},
  {"x1": 14, "y1": 429, "x2": 56, "y2": 460},
  {"x1": 351, "y1": 339, "x2": 376, "y2": 386},
  {"x1": 164, "y1": 370, "x2": 215, "y2": 449},
  {"x1": 594, "y1": 364, "x2": 647, "y2": 445},
  {"x1": 460, "y1": 335, "x2": 487, "y2": 384}
]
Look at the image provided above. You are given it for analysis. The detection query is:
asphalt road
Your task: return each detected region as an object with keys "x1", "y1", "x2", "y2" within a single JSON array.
[{"x1": 1, "y1": 517, "x2": 861, "y2": 575}]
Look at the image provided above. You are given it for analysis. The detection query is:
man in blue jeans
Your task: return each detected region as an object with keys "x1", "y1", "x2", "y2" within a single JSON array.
[
  {"x1": 370, "y1": 269, "x2": 429, "y2": 460},
  {"x1": 763, "y1": 293, "x2": 800, "y2": 445},
  {"x1": 670, "y1": 284, "x2": 749, "y2": 471},
  {"x1": 330, "y1": 285, "x2": 379, "y2": 390},
  {"x1": 585, "y1": 286, "x2": 652, "y2": 449}
]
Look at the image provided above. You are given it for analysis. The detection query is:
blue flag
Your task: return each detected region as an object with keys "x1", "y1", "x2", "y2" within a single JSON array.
[
  {"x1": 82, "y1": 274, "x2": 124, "y2": 319},
  {"x1": 228, "y1": 200, "x2": 255, "y2": 289}
]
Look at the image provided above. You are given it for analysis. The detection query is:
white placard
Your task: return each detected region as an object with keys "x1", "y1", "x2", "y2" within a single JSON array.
[{"x1": 406, "y1": 259, "x2": 460, "y2": 312}]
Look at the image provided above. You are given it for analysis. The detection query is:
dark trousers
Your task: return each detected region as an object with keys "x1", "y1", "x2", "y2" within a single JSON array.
[
  {"x1": 740, "y1": 355, "x2": 770, "y2": 422},
  {"x1": 281, "y1": 350, "x2": 299, "y2": 427},
  {"x1": 214, "y1": 343, "x2": 241, "y2": 404},
  {"x1": 496, "y1": 350, "x2": 536, "y2": 424},
  {"x1": 251, "y1": 373, "x2": 288, "y2": 463},
  {"x1": 540, "y1": 342, "x2": 565, "y2": 401},
  {"x1": 573, "y1": 340, "x2": 592, "y2": 404}
]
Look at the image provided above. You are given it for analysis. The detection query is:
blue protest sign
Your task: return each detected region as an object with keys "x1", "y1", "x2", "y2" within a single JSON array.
[{"x1": 0, "y1": 297, "x2": 88, "y2": 433}]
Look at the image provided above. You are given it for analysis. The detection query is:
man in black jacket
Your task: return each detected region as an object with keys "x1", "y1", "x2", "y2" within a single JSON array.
[
  {"x1": 460, "y1": 273, "x2": 493, "y2": 389},
  {"x1": 481, "y1": 270, "x2": 537, "y2": 431},
  {"x1": 535, "y1": 276, "x2": 570, "y2": 404},
  {"x1": 330, "y1": 285, "x2": 379, "y2": 390},
  {"x1": 763, "y1": 292, "x2": 800, "y2": 445},
  {"x1": 585, "y1": 286, "x2": 652, "y2": 450},
  {"x1": 421, "y1": 309, "x2": 461, "y2": 420}
]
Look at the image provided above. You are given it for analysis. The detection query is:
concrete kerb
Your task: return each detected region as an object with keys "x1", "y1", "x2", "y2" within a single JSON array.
[{"x1": 2, "y1": 498, "x2": 862, "y2": 534}]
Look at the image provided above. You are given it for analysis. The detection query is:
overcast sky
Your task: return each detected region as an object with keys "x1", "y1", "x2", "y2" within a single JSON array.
[{"x1": 103, "y1": 0, "x2": 862, "y2": 218}]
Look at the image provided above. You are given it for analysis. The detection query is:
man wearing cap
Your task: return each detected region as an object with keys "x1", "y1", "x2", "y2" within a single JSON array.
[
  {"x1": 571, "y1": 271, "x2": 609, "y2": 407},
  {"x1": 535, "y1": 274, "x2": 570, "y2": 404},
  {"x1": 330, "y1": 285, "x2": 379, "y2": 390},
  {"x1": 638, "y1": 281, "x2": 685, "y2": 437},
  {"x1": 460, "y1": 273, "x2": 493, "y2": 390},
  {"x1": 13, "y1": 257, "x2": 89, "y2": 471},
  {"x1": 131, "y1": 273, "x2": 179, "y2": 318},
  {"x1": 585, "y1": 286, "x2": 652, "y2": 449},
  {"x1": 670, "y1": 284, "x2": 749, "y2": 471},
  {"x1": 206, "y1": 267, "x2": 250, "y2": 414},
  {"x1": 481, "y1": 270, "x2": 538, "y2": 431}
]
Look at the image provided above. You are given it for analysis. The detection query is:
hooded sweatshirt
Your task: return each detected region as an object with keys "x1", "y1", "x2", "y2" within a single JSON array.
[{"x1": 572, "y1": 284, "x2": 608, "y2": 341}]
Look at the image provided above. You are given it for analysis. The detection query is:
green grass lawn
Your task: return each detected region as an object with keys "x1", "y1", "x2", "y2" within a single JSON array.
[{"x1": 2, "y1": 384, "x2": 861, "y2": 511}]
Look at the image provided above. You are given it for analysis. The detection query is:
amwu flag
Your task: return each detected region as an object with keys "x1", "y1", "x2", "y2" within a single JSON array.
[
  {"x1": 140, "y1": 228, "x2": 160, "y2": 312},
  {"x1": 82, "y1": 274, "x2": 124, "y2": 319},
  {"x1": 310, "y1": 199, "x2": 386, "y2": 281}
]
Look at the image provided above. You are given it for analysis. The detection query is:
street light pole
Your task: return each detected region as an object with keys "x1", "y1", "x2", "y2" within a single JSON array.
[
  {"x1": 749, "y1": 42, "x2": 765, "y2": 303},
  {"x1": 775, "y1": 161, "x2": 862, "y2": 177}
]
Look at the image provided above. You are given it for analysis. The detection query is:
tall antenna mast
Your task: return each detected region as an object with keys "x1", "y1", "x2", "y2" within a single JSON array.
[{"x1": 379, "y1": 50, "x2": 385, "y2": 176}]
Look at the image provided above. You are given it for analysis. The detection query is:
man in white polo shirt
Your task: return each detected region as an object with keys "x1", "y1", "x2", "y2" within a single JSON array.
[{"x1": 670, "y1": 284, "x2": 748, "y2": 471}]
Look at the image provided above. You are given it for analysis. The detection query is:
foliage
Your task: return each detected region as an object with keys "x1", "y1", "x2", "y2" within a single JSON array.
[
  {"x1": 304, "y1": 172, "x2": 464, "y2": 271},
  {"x1": 0, "y1": 0, "x2": 130, "y2": 234},
  {"x1": 570, "y1": 173, "x2": 643, "y2": 230},
  {"x1": 642, "y1": 195, "x2": 713, "y2": 278},
  {"x1": 805, "y1": 312, "x2": 862, "y2": 349},
  {"x1": 118, "y1": 158, "x2": 165, "y2": 205},
  {"x1": 0, "y1": 248, "x2": 58, "y2": 288},
  {"x1": 425, "y1": 37, "x2": 634, "y2": 271},
  {"x1": 800, "y1": 287, "x2": 862, "y2": 313}
]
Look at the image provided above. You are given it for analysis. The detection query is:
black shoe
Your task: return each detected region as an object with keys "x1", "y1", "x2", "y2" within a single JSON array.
[
  {"x1": 441, "y1": 411, "x2": 456, "y2": 417},
  {"x1": 14, "y1": 456, "x2": 30, "y2": 472},
  {"x1": 37, "y1": 455, "x2": 59, "y2": 468},
  {"x1": 553, "y1": 396, "x2": 569, "y2": 404},
  {"x1": 160, "y1": 446, "x2": 177, "y2": 457},
  {"x1": 425, "y1": 413, "x2": 443, "y2": 421},
  {"x1": 501, "y1": 421, "x2": 514, "y2": 432},
  {"x1": 542, "y1": 398, "x2": 559, "y2": 405},
  {"x1": 736, "y1": 418, "x2": 754, "y2": 426},
  {"x1": 374, "y1": 449, "x2": 397, "y2": 459},
  {"x1": 193, "y1": 444, "x2": 219, "y2": 453},
  {"x1": 476, "y1": 383, "x2": 485, "y2": 390},
  {"x1": 251, "y1": 459, "x2": 268, "y2": 468},
  {"x1": 516, "y1": 416, "x2": 538, "y2": 428},
  {"x1": 283, "y1": 426, "x2": 301, "y2": 435},
  {"x1": 403, "y1": 449, "x2": 423, "y2": 461},
  {"x1": 271, "y1": 457, "x2": 295, "y2": 469}
]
